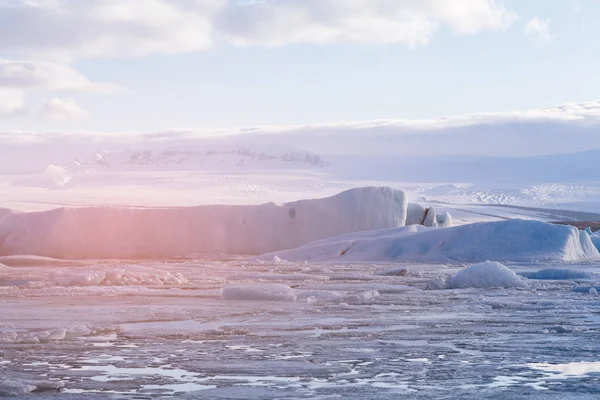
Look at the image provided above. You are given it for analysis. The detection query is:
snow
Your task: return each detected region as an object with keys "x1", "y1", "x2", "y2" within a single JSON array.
[
  {"x1": 260, "y1": 220, "x2": 600, "y2": 263},
  {"x1": 220, "y1": 284, "x2": 297, "y2": 302},
  {"x1": 519, "y1": 269, "x2": 594, "y2": 280},
  {"x1": 0, "y1": 187, "x2": 407, "y2": 259},
  {"x1": 445, "y1": 261, "x2": 528, "y2": 289}
]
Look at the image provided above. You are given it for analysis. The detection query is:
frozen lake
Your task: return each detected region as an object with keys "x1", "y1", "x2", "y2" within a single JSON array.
[{"x1": 2, "y1": 259, "x2": 600, "y2": 399}]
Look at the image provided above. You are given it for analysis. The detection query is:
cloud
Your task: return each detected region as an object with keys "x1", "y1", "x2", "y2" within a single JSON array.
[
  {"x1": 0, "y1": 59, "x2": 118, "y2": 92},
  {"x1": 0, "y1": 59, "x2": 119, "y2": 118},
  {"x1": 524, "y1": 17, "x2": 552, "y2": 43},
  {"x1": 38, "y1": 97, "x2": 89, "y2": 121},
  {"x1": 0, "y1": 0, "x2": 518, "y2": 60},
  {"x1": 218, "y1": 0, "x2": 517, "y2": 48},
  {"x1": 0, "y1": 89, "x2": 26, "y2": 117},
  {"x1": 3, "y1": 99, "x2": 600, "y2": 158}
]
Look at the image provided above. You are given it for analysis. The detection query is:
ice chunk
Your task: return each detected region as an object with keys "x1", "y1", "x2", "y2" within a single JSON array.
[
  {"x1": 0, "y1": 378, "x2": 63, "y2": 396},
  {"x1": 446, "y1": 261, "x2": 528, "y2": 289},
  {"x1": 344, "y1": 290, "x2": 380, "y2": 301},
  {"x1": 50, "y1": 266, "x2": 188, "y2": 286},
  {"x1": 406, "y1": 203, "x2": 426, "y2": 226},
  {"x1": 423, "y1": 207, "x2": 438, "y2": 227},
  {"x1": 425, "y1": 277, "x2": 448, "y2": 290},
  {"x1": 260, "y1": 220, "x2": 600, "y2": 263},
  {"x1": 590, "y1": 288, "x2": 598, "y2": 295},
  {"x1": 572, "y1": 286, "x2": 600, "y2": 293},
  {"x1": 436, "y1": 212, "x2": 453, "y2": 228},
  {"x1": 296, "y1": 290, "x2": 345, "y2": 303},
  {"x1": 220, "y1": 284, "x2": 297, "y2": 302},
  {"x1": 519, "y1": 269, "x2": 593, "y2": 280},
  {"x1": 375, "y1": 267, "x2": 409, "y2": 276},
  {"x1": 0, "y1": 187, "x2": 407, "y2": 259}
]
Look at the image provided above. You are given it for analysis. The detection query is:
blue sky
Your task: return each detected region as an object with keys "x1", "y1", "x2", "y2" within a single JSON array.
[{"x1": 0, "y1": 0, "x2": 598, "y2": 132}]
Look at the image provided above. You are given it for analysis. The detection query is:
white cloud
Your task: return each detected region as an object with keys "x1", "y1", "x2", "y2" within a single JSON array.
[
  {"x1": 0, "y1": 0, "x2": 518, "y2": 60},
  {"x1": 524, "y1": 17, "x2": 552, "y2": 44},
  {"x1": 0, "y1": 89, "x2": 26, "y2": 117},
  {"x1": 38, "y1": 97, "x2": 89, "y2": 121},
  {"x1": 4, "y1": 99, "x2": 600, "y2": 158},
  {"x1": 0, "y1": 59, "x2": 118, "y2": 92},
  {"x1": 0, "y1": 59, "x2": 118, "y2": 119}
]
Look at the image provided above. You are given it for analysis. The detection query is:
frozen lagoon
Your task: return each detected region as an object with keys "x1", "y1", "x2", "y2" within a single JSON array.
[{"x1": 2, "y1": 258, "x2": 600, "y2": 399}]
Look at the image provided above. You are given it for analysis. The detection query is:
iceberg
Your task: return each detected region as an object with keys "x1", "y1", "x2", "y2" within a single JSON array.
[
  {"x1": 220, "y1": 284, "x2": 297, "y2": 302},
  {"x1": 446, "y1": 261, "x2": 528, "y2": 289},
  {"x1": 260, "y1": 220, "x2": 600, "y2": 263},
  {"x1": 0, "y1": 187, "x2": 407, "y2": 259}
]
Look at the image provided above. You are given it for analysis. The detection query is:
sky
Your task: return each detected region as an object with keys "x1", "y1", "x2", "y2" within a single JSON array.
[{"x1": 0, "y1": 0, "x2": 599, "y2": 133}]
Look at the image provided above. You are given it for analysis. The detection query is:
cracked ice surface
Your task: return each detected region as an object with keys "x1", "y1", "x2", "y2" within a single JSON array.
[{"x1": 1, "y1": 260, "x2": 600, "y2": 399}]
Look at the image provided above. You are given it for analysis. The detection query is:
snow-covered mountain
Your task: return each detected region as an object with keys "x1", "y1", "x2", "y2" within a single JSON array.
[{"x1": 71, "y1": 146, "x2": 327, "y2": 172}]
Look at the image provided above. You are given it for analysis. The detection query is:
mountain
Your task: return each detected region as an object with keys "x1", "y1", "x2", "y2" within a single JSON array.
[{"x1": 70, "y1": 146, "x2": 327, "y2": 172}]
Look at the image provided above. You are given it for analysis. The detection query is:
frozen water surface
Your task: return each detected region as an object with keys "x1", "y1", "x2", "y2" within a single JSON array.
[{"x1": 2, "y1": 259, "x2": 600, "y2": 399}]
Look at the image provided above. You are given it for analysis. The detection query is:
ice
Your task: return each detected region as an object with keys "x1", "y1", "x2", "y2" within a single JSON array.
[
  {"x1": 525, "y1": 362, "x2": 600, "y2": 377},
  {"x1": 446, "y1": 261, "x2": 528, "y2": 289},
  {"x1": 0, "y1": 255, "x2": 82, "y2": 267},
  {"x1": 220, "y1": 284, "x2": 297, "y2": 302},
  {"x1": 0, "y1": 187, "x2": 407, "y2": 259},
  {"x1": 591, "y1": 234, "x2": 600, "y2": 252},
  {"x1": 375, "y1": 267, "x2": 409, "y2": 276},
  {"x1": 436, "y1": 212, "x2": 453, "y2": 228},
  {"x1": 571, "y1": 285, "x2": 600, "y2": 293},
  {"x1": 0, "y1": 378, "x2": 64, "y2": 397},
  {"x1": 405, "y1": 202, "x2": 426, "y2": 226},
  {"x1": 423, "y1": 206, "x2": 438, "y2": 227},
  {"x1": 519, "y1": 268, "x2": 594, "y2": 280},
  {"x1": 50, "y1": 266, "x2": 189, "y2": 286},
  {"x1": 344, "y1": 290, "x2": 380, "y2": 301},
  {"x1": 425, "y1": 277, "x2": 448, "y2": 290},
  {"x1": 260, "y1": 219, "x2": 600, "y2": 263}
]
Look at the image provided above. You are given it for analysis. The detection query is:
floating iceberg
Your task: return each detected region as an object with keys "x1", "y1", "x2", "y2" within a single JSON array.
[
  {"x1": 446, "y1": 261, "x2": 528, "y2": 289},
  {"x1": 519, "y1": 269, "x2": 594, "y2": 280},
  {"x1": 220, "y1": 284, "x2": 297, "y2": 302},
  {"x1": 0, "y1": 187, "x2": 407, "y2": 259},
  {"x1": 260, "y1": 220, "x2": 600, "y2": 263},
  {"x1": 50, "y1": 266, "x2": 189, "y2": 286}
]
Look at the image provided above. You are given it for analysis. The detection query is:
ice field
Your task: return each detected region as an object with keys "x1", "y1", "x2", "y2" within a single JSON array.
[{"x1": 2, "y1": 257, "x2": 600, "y2": 399}]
